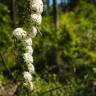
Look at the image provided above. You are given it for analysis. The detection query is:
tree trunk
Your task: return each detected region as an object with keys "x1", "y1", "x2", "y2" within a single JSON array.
[
  {"x1": 92, "y1": 0, "x2": 96, "y2": 4},
  {"x1": 53, "y1": 0, "x2": 59, "y2": 29},
  {"x1": 61, "y1": 0, "x2": 64, "y2": 6},
  {"x1": 10, "y1": 0, "x2": 16, "y2": 28},
  {"x1": 47, "y1": 0, "x2": 50, "y2": 9}
]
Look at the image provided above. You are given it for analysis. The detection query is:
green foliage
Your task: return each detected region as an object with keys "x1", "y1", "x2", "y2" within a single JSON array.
[
  {"x1": 30, "y1": 75, "x2": 63, "y2": 96},
  {"x1": 0, "y1": 3, "x2": 14, "y2": 72},
  {"x1": 33, "y1": 1, "x2": 96, "y2": 96}
]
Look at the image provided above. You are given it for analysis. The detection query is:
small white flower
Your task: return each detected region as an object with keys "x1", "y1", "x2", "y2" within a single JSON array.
[
  {"x1": 22, "y1": 38, "x2": 32, "y2": 46},
  {"x1": 13, "y1": 28, "x2": 27, "y2": 40},
  {"x1": 28, "y1": 63, "x2": 35, "y2": 74},
  {"x1": 30, "y1": 1, "x2": 43, "y2": 14},
  {"x1": 29, "y1": 26, "x2": 37, "y2": 38},
  {"x1": 25, "y1": 46, "x2": 33, "y2": 55},
  {"x1": 31, "y1": 14, "x2": 42, "y2": 25},
  {"x1": 23, "y1": 53, "x2": 33, "y2": 63},
  {"x1": 23, "y1": 71, "x2": 32, "y2": 82}
]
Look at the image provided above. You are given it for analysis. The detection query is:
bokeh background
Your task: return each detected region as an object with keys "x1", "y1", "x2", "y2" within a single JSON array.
[{"x1": 0, "y1": 0, "x2": 96, "y2": 95}]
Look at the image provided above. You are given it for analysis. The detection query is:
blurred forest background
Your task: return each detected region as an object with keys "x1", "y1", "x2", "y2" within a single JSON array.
[{"x1": 0, "y1": 0, "x2": 96, "y2": 96}]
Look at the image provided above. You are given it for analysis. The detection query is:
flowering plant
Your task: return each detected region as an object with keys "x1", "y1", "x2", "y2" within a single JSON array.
[{"x1": 13, "y1": 0, "x2": 43, "y2": 94}]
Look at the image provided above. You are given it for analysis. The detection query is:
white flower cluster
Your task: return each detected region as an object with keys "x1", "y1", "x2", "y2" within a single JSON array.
[
  {"x1": 23, "y1": 71, "x2": 32, "y2": 82},
  {"x1": 13, "y1": 28, "x2": 27, "y2": 40},
  {"x1": 31, "y1": 14, "x2": 42, "y2": 25},
  {"x1": 24, "y1": 81, "x2": 33, "y2": 91},
  {"x1": 30, "y1": 0, "x2": 43, "y2": 14},
  {"x1": 12, "y1": 0, "x2": 43, "y2": 91},
  {"x1": 27, "y1": 63, "x2": 35, "y2": 74},
  {"x1": 23, "y1": 53, "x2": 33, "y2": 63},
  {"x1": 29, "y1": 0, "x2": 43, "y2": 38},
  {"x1": 23, "y1": 72, "x2": 33, "y2": 90},
  {"x1": 22, "y1": 38, "x2": 32, "y2": 46},
  {"x1": 25, "y1": 46, "x2": 33, "y2": 55}
]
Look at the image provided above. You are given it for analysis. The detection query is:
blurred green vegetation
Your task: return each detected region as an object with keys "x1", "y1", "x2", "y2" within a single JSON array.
[{"x1": 0, "y1": 0, "x2": 96, "y2": 96}]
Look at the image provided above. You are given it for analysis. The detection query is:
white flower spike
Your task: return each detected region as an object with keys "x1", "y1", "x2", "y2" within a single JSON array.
[{"x1": 13, "y1": 0, "x2": 43, "y2": 91}]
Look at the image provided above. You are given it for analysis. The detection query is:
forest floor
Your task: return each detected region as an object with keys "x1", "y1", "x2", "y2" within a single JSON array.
[{"x1": 0, "y1": 82, "x2": 17, "y2": 96}]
